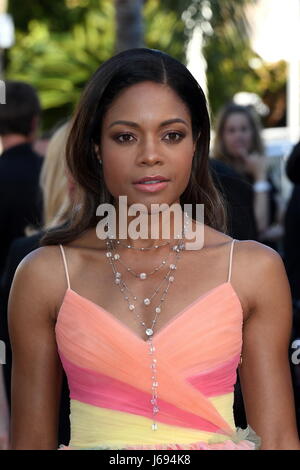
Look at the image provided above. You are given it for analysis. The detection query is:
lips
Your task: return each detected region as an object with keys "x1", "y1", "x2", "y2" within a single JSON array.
[
  {"x1": 133, "y1": 177, "x2": 169, "y2": 193},
  {"x1": 133, "y1": 175, "x2": 169, "y2": 184}
]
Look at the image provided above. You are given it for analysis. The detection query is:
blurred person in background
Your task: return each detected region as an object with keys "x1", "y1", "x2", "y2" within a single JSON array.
[
  {"x1": 33, "y1": 121, "x2": 70, "y2": 158},
  {"x1": 33, "y1": 129, "x2": 55, "y2": 157},
  {"x1": 208, "y1": 157, "x2": 258, "y2": 430},
  {"x1": 284, "y1": 140, "x2": 300, "y2": 433},
  {"x1": 284, "y1": 140, "x2": 300, "y2": 317},
  {"x1": 286, "y1": 140, "x2": 300, "y2": 185},
  {"x1": 209, "y1": 158, "x2": 258, "y2": 242},
  {"x1": 0, "y1": 121, "x2": 75, "y2": 448},
  {"x1": 212, "y1": 103, "x2": 284, "y2": 251},
  {"x1": 0, "y1": 81, "x2": 43, "y2": 281}
]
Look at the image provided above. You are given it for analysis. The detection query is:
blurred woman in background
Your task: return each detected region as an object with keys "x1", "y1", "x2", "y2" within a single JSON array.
[
  {"x1": 212, "y1": 104, "x2": 284, "y2": 250},
  {"x1": 38, "y1": 122, "x2": 76, "y2": 231},
  {"x1": 0, "y1": 121, "x2": 75, "y2": 448}
]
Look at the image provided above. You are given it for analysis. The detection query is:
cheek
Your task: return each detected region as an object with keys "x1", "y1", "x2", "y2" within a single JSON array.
[
  {"x1": 100, "y1": 151, "x2": 124, "y2": 196},
  {"x1": 103, "y1": 160, "x2": 128, "y2": 196},
  {"x1": 223, "y1": 131, "x2": 233, "y2": 149},
  {"x1": 100, "y1": 140, "x2": 129, "y2": 183},
  {"x1": 175, "y1": 140, "x2": 193, "y2": 162},
  {"x1": 175, "y1": 153, "x2": 194, "y2": 188},
  {"x1": 244, "y1": 131, "x2": 253, "y2": 145}
]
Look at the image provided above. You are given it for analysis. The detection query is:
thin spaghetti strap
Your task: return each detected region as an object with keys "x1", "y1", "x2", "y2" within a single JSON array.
[
  {"x1": 59, "y1": 244, "x2": 71, "y2": 290},
  {"x1": 227, "y1": 239, "x2": 235, "y2": 283}
]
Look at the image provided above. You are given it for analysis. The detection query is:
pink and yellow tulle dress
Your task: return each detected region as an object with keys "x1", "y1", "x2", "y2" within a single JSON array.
[{"x1": 56, "y1": 240, "x2": 261, "y2": 450}]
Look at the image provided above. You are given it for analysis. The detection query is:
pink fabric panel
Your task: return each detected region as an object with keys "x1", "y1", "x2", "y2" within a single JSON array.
[
  {"x1": 187, "y1": 354, "x2": 240, "y2": 397},
  {"x1": 60, "y1": 351, "x2": 225, "y2": 434}
]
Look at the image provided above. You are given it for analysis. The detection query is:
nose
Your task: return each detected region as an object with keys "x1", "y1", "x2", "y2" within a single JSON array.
[{"x1": 136, "y1": 136, "x2": 164, "y2": 166}]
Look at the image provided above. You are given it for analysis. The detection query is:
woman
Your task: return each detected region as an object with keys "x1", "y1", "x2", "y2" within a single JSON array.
[
  {"x1": 8, "y1": 48, "x2": 299, "y2": 450},
  {"x1": 212, "y1": 104, "x2": 284, "y2": 250},
  {"x1": 38, "y1": 121, "x2": 76, "y2": 231},
  {"x1": 1, "y1": 122, "x2": 74, "y2": 448}
]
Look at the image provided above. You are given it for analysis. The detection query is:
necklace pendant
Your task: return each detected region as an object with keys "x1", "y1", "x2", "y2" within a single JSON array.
[
  {"x1": 146, "y1": 328, "x2": 153, "y2": 336},
  {"x1": 139, "y1": 272, "x2": 147, "y2": 280},
  {"x1": 144, "y1": 298, "x2": 151, "y2": 305}
]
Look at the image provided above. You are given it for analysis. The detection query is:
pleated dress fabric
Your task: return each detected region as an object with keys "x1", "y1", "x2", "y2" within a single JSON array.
[{"x1": 56, "y1": 240, "x2": 261, "y2": 450}]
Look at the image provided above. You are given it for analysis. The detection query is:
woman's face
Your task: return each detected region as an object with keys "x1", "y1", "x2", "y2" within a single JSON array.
[
  {"x1": 99, "y1": 81, "x2": 196, "y2": 210},
  {"x1": 222, "y1": 112, "x2": 253, "y2": 157}
]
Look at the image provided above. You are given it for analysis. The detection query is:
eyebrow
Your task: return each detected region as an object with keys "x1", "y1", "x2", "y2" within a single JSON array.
[{"x1": 108, "y1": 118, "x2": 189, "y2": 129}]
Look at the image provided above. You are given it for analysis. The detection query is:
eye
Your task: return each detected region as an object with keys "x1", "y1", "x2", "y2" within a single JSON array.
[
  {"x1": 163, "y1": 131, "x2": 185, "y2": 143},
  {"x1": 114, "y1": 133, "x2": 136, "y2": 144}
]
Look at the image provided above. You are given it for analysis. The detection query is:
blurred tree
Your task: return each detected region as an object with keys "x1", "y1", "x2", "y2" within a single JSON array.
[
  {"x1": 8, "y1": 0, "x2": 101, "y2": 32},
  {"x1": 115, "y1": 0, "x2": 144, "y2": 52},
  {"x1": 6, "y1": 0, "x2": 189, "y2": 130},
  {"x1": 144, "y1": 0, "x2": 186, "y2": 62},
  {"x1": 5, "y1": 0, "x2": 286, "y2": 130},
  {"x1": 160, "y1": 0, "x2": 260, "y2": 118},
  {"x1": 158, "y1": 0, "x2": 287, "y2": 126},
  {"x1": 256, "y1": 60, "x2": 287, "y2": 128},
  {"x1": 6, "y1": 1, "x2": 115, "y2": 130}
]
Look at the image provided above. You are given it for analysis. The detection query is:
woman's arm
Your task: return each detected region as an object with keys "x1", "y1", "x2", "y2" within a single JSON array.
[
  {"x1": 249, "y1": 154, "x2": 270, "y2": 235},
  {"x1": 239, "y1": 242, "x2": 300, "y2": 449},
  {"x1": 8, "y1": 247, "x2": 63, "y2": 450},
  {"x1": 238, "y1": 151, "x2": 270, "y2": 234},
  {"x1": 257, "y1": 181, "x2": 285, "y2": 244},
  {"x1": 253, "y1": 185, "x2": 270, "y2": 235}
]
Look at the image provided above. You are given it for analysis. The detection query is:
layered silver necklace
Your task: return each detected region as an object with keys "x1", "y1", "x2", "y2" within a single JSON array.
[{"x1": 105, "y1": 212, "x2": 190, "y2": 431}]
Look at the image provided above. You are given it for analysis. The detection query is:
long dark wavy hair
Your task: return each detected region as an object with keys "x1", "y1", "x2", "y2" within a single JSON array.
[{"x1": 40, "y1": 48, "x2": 227, "y2": 246}]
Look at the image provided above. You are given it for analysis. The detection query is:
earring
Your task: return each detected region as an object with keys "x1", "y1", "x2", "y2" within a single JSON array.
[{"x1": 93, "y1": 143, "x2": 102, "y2": 164}]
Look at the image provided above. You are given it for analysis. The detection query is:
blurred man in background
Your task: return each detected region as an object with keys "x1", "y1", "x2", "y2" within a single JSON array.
[{"x1": 0, "y1": 81, "x2": 43, "y2": 282}]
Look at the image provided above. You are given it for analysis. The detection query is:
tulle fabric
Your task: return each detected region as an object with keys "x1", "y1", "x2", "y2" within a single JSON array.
[
  {"x1": 55, "y1": 282, "x2": 261, "y2": 450},
  {"x1": 58, "y1": 425, "x2": 260, "y2": 450}
]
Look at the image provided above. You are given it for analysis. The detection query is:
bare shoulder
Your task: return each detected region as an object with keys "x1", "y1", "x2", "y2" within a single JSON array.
[
  {"x1": 233, "y1": 239, "x2": 290, "y2": 319},
  {"x1": 10, "y1": 245, "x2": 67, "y2": 321},
  {"x1": 14, "y1": 245, "x2": 63, "y2": 287},
  {"x1": 234, "y1": 239, "x2": 285, "y2": 275},
  {"x1": 202, "y1": 225, "x2": 289, "y2": 319}
]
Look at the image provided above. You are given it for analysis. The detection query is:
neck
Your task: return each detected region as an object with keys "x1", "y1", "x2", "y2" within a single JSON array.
[
  {"x1": 113, "y1": 204, "x2": 186, "y2": 250},
  {"x1": 1, "y1": 134, "x2": 31, "y2": 152}
]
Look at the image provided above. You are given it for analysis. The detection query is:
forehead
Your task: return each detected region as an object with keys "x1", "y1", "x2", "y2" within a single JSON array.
[
  {"x1": 102, "y1": 81, "x2": 191, "y2": 124},
  {"x1": 225, "y1": 112, "x2": 251, "y2": 128}
]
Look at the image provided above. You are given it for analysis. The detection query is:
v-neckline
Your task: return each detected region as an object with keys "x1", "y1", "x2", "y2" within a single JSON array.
[{"x1": 56, "y1": 281, "x2": 242, "y2": 345}]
